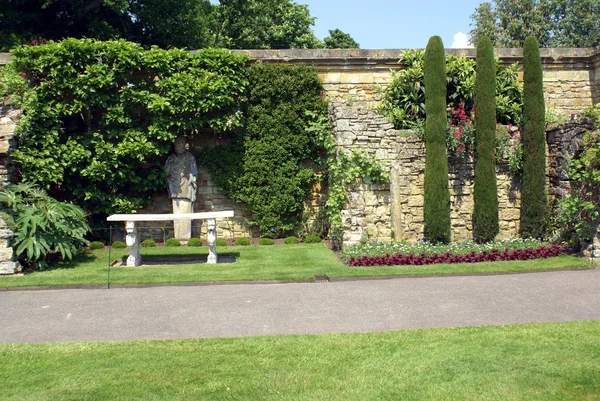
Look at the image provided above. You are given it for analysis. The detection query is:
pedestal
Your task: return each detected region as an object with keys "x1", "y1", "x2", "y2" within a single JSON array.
[
  {"x1": 172, "y1": 198, "x2": 192, "y2": 241},
  {"x1": 207, "y1": 218, "x2": 217, "y2": 264},
  {"x1": 125, "y1": 221, "x2": 142, "y2": 266}
]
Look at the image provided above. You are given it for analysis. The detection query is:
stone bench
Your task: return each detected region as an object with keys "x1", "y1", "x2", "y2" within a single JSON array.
[{"x1": 107, "y1": 211, "x2": 234, "y2": 266}]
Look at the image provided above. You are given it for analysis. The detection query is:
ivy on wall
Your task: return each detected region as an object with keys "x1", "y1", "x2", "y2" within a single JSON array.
[{"x1": 8, "y1": 39, "x2": 248, "y2": 216}]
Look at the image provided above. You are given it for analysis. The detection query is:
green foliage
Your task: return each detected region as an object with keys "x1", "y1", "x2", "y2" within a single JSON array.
[
  {"x1": 304, "y1": 234, "x2": 321, "y2": 243},
  {"x1": 559, "y1": 129, "x2": 600, "y2": 246},
  {"x1": 323, "y1": 29, "x2": 360, "y2": 49},
  {"x1": 473, "y1": 37, "x2": 499, "y2": 243},
  {"x1": 203, "y1": 64, "x2": 326, "y2": 237},
  {"x1": 165, "y1": 238, "x2": 180, "y2": 247},
  {"x1": 284, "y1": 236, "x2": 299, "y2": 244},
  {"x1": 470, "y1": 0, "x2": 600, "y2": 48},
  {"x1": 423, "y1": 36, "x2": 451, "y2": 244},
  {"x1": 9, "y1": 39, "x2": 247, "y2": 217},
  {"x1": 380, "y1": 50, "x2": 522, "y2": 130},
  {"x1": 0, "y1": 62, "x2": 26, "y2": 106},
  {"x1": 235, "y1": 237, "x2": 251, "y2": 246},
  {"x1": 187, "y1": 237, "x2": 203, "y2": 247},
  {"x1": 89, "y1": 241, "x2": 105, "y2": 250},
  {"x1": 0, "y1": 183, "x2": 90, "y2": 267},
  {"x1": 216, "y1": 238, "x2": 228, "y2": 246},
  {"x1": 520, "y1": 36, "x2": 548, "y2": 239},
  {"x1": 141, "y1": 239, "x2": 156, "y2": 248},
  {"x1": 111, "y1": 240, "x2": 127, "y2": 249},
  {"x1": 258, "y1": 237, "x2": 275, "y2": 245}
]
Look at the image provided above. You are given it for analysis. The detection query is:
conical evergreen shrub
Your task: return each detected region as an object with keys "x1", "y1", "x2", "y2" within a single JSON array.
[
  {"x1": 423, "y1": 36, "x2": 451, "y2": 244},
  {"x1": 473, "y1": 36, "x2": 499, "y2": 243},
  {"x1": 520, "y1": 36, "x2": 548, "y2": 239}
]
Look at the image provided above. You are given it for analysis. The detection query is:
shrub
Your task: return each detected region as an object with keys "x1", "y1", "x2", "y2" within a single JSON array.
[
  {"x1": 520, "y1": 36, "x2": 548, "y2": 239},
  {"x1": 89, "y1": 241, "x2": 105, "y2": 250},
  {"x1": 0, "y1": 183, "x2": 89, "y2": 267},
  {"x1": 473, "y1": 36, "x2": 499, "y2": 243},
  {"x1": 284, "y1": 236, "x2": 299, "y2": 244},
  {"x1": 165, "y1": 238, "x2": 180, "y2": 247},
  {"x1": 216, "y1": 238, "x2": 228, "y2": 246},
  {"x1": 258, "y1": 237, "x2": 275, "y2": 245},
  {"x1": 112, "y1": 241, "x2": 126, "y2": 249},
  {"x1": 305, "y1": 234, "x2": 322, "y2": 243},
  {"x1": 235, "y1": 237, "x2": 251, "y2": 246},
  {"x1": 187, "y1": 237, "x2": 203, "y2": 247},
  {"x1": 423, "y1": 36, "x2": 451, "y2": 244},
  {"x1": 141, "y1": 239, "x2": 156, "y2": 248}
]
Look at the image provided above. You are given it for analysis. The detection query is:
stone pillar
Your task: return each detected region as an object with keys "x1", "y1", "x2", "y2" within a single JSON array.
[
  {"x1": 172, "y1": 199, "x2": 192, "y2": 241},
  {"x1": 207, "y1": 218, "x2": 217, "y2": 264},
  {"x1": 125, "y1": 221, "x2": 142, "y2": 267}
]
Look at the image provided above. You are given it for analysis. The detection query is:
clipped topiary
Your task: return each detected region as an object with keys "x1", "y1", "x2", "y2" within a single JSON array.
[
  {"x1": 165, "y1": 238, "x2": 180, "y2": 247},
  {"x1": 258, "y1": 237, "x2": 275, "y2": 245},
  {"x1": 89, "y1": 241, "x2": 105, "y2": 250},
  {"x1": 284, "y1": 236, "x2": 299, "y2": 244},
  {"x1": 141, "y1": 239, "x2": 156, "y2": 248},
  {"x1": 520, "y1": 36, "x2": 548, "y2": 239},
  {"x1": 235, "y1": 237, "x2": 251, "y2": 246},
  {"x1": 187, "y1": 237, "x2": 203, "y2": 247},
  {"x1": 112, "y1": 240, "x2": 126, "y2": 249},
  {"x1": 473, "y1": 36, "x2": 499, "y2": 243},
  {"x1": 216, "y1": 239, "x2": 228, "y2": 246},
  {"x1": 423, "y1": 35, "x2": 451, "y2": 244},
  {"x1": 305, "y1": 234, "x2": 322, "y2": 243}
]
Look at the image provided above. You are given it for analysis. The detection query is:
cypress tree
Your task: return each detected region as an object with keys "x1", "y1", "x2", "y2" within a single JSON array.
[
  {"x1": 423, "y1": 36, "x2": 451, "y2": 244},
  {"x1": 473, "y1": 36, "x2": 499, "y2": 243},
  {"x1": 520, "y1": 36, "x2": 548, "y2": 239}
]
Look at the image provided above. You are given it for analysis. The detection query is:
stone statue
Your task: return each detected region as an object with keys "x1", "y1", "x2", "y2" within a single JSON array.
[
  {"x1": 125, "y1": 221, "x2": 141, "y2": 266},
  {"x1": 165, "y1": 136, "x2": 198, "y2": 240}
]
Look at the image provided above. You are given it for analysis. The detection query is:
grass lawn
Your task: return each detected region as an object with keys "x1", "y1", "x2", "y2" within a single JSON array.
[
  {"x1": 1, "y1": 321, "x2": 599, "y2": 400},
  {"x1": 0, "y1": 243, "x2": 591, "y2": 288}
]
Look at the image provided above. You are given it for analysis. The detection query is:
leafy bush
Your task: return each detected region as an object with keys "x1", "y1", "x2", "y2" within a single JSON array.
[
  {"x1": 89, "y1": 241, "x2": 105, "y2": 250},
  {"x1": 235, "y1": 237, "x2": 251, "y2": 246},
  {"x1": 9, "y1": 38, "x2": 248, "y2": 216},
  {"x1": 141, "y1": 239, "x2": 156, "y2": 247},
  {"x1": 473, "y1": 36, "x2": 499, "y2": 243},
  {"x1": 216, "y1": 238, "x2": 228, "y2": 246},
  {"x1": 0, "y1": 183, "x2": 89, "y2": 267},
  {"x1": 111, "y1": 241, "x2": 126, "y2": 249},
  {"x1": 284, "y1": 236, "x2": 299, "y2": 244},
  {"x1": 165, "y1": 238, "x2": 180, "y2": 247},
  {"x1": 258, "y1": 237, "x2": 275, "y2": 245},
  {"x1": 423, "y1": 36, "x2": 451, "y2": 244},
  {"x1": 380, "y1": 49, "x2": 522, "y2": 129},
  {"x1": 348, "y1": 244, "x2": 565, "y2": 267},
  {"x1": 187, "y1": 237, "x2": 203, "y2": 247},
  {"x1": 202, "y1": 64, "x2": 327, "y2": 237},
  {"x1": 305, "y1": 234, "x2": 321, "y2": 243},
  {"x1": 520, "y1": 36, "x2": 548, "y2": 239}
]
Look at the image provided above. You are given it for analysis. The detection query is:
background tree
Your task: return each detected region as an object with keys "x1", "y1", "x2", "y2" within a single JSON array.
[
  {"x1": 470, "y1": 0, "x2": 600, "y2": 47},
  {"x1": 323, "y1": 29, "x2": 359, "y2": 49},
  {"x1": 473, "y1": 36, "x2": 499, "y2": 243},
  {"x1": 520, "y1": 36, "x2": 548, "y2": 239},
  {"x1": 423, "y1": 36, "x2": 451, "y2": 244}
]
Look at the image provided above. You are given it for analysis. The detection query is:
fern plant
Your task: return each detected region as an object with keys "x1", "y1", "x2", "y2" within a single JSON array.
[{"x1": 0, "y1": 183, "x2": 89, "y2": 267}]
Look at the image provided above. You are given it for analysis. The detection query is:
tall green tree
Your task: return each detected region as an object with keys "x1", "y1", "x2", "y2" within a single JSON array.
[
  {"x1": 473, "y1": 36, "x2": 499, "y2": 243},
  {"x1": 470, "y1": 0, "x2": 600, "y2": 47},
  {"x1": 323, "y1": 29, "x2": 359, "y2": 49},
  {"x1": 423, "y1": 36, "x2": 451, "y2": 244},
  {"x1": 520, "y1": 36, "x2": 548, "y2": 239}
]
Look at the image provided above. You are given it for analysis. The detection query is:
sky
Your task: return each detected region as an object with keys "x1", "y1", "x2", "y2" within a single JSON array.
[{"x1": 299, "y1": 0, "x2": 483, "y2": 49}]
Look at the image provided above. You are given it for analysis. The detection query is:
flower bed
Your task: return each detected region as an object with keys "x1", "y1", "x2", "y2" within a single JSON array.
[{"x1": 348, "y1": 244, "x2": 566, "y2": 267}]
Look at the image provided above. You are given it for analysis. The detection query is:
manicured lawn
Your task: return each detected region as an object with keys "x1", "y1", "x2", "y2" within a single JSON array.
[
  {"x1": 1, "y1": 321, "x2": 599, "y2": 400},
  {"x1": 0, "y1": 243, "x2": 591, "y2": 288}
]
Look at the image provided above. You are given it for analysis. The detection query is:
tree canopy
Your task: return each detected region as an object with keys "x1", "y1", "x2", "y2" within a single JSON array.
[
  {"x1": 0, "y1": 0, "x2": 353, "y2": 51},
  {"x1": 323, "y1": 29, "x2": 360, "y2": 49},
  {"x1": 470, "y1": 0, "x2": 600, "y2": 47}
]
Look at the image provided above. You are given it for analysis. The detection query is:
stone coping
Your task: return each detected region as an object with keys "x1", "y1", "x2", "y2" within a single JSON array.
[
  {"x1": 107, "y1": 211, "x2": 234, "y2": 221},
  {"x1": 1, "y1": 48, "x2": 599, "y2": 67}
]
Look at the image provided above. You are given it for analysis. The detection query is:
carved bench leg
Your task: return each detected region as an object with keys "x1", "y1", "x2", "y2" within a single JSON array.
[
  {"x1": 207, "y1": 218, "x2": 217, "y2": 264},
  {"x1": 125, "y1": 221, "x2": 142, "y2": 266}
]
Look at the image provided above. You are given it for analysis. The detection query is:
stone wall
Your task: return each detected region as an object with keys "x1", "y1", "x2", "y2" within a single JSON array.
[{"x1": 0, "y1": 106, "x2": 20, "y2": 274}]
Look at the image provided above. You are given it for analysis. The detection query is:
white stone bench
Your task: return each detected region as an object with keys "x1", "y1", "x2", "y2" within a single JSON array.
[{"x1": 107, "y1": 211, "x2": 234, "y2": 266}]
